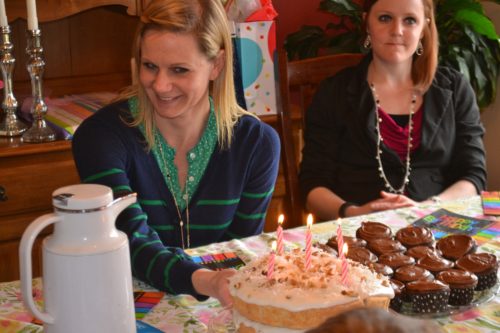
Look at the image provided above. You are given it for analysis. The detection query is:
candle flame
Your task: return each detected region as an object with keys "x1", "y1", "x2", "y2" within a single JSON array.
[
  {"x1": 343, "y1": 243, "x2": 348, "y2": 256},
  {"x1": 278, "y1": 214, "x2": 285, "y2": 225},
  {"x1": 271, "y1": 240, "x2": 277, "y2": 252},
  {"x1": 307, "y1": 214, "x2": 313, "y2": 228}
]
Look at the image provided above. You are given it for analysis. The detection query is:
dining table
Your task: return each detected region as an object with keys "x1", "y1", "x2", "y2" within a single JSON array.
[{"x1": 0, "y1": 195, "x2": 498, "y2": 333}]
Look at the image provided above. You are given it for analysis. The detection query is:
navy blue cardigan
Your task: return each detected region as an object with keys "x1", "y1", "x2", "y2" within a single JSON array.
[{"x1": 72, "y1": 100, "x2": 280, "y2": 298}]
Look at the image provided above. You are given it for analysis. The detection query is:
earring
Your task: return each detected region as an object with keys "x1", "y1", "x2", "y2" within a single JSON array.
[
  {"x1": 416, "y1": 40, "x2": 423, "y2": 56},
  {"x1": 364, "y1": 35, "x2": 372, "y2": 49}
]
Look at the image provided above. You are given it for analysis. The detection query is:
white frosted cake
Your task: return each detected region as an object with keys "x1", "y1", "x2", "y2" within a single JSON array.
[{"x1": 229, "y1": 248, "x2": 394, "y2": 332}]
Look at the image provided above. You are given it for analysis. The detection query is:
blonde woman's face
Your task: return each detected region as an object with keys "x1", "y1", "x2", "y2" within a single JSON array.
[
  {"x1": 367, "y1": 0, "x2": 426, "y2": 65},
  {"x1": 139, "y1": 30, "x2": 222, "y2": 121}
]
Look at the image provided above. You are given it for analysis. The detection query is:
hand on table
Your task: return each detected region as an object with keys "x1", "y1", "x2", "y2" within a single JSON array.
[
  {"x1": 346, "y1": 191, "x2": 416, "y2": 217},
  {"x1": 192, "y1": 268, "x2": 236, "y2": 307}
]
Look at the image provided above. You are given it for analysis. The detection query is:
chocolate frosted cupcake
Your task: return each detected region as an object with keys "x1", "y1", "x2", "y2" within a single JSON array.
[
  {"x1": 406, "y1": 245, "x2": 441, "y2": 260},
  {"x1": 389, "y1": 279, "x2": 405, "y2": 312},
  {"x1": 367, "y1": 262, "x2": 394, "y2": 278},
  {"x1": 406, "y1": 280, "x2": 450, "y2": 314},
  {"x1": 367, "y1": 238, "x2": 407, "y2": 256},
  {"x1": 356, "y1": 221, "x2": 392, "y2": 243},
  {"x1": 436, "y1": 234, "x2": 477, "y2": 261},
  {"x1": 416, "y1": 252, "x2": 454, "y2": 276},
  {"x1": 378, "y1": 252, "x2": 415, "y2": 270},
  {"x1": 456, "y1": 253, "x2": 498, "y2": 291},
  {"x1": 326, "y1": 235, "x2": 366, "y2": 252},
  {"x1": 395, "y1": 226, "x2": 434, "y2": 248},
  {"x1": 346, "y1": 247, "x2": 378, "y2": 266},
  {"x1": 394, "y1": 265, "x2": 434, "y2": 284},
  {"x1": 314, "y1": 243, "x2": 338, "y2": 256},
  {"x1": 394, "y1": 265, "x2": 434, "y2": 302},
  {"x1": 437, "y1": 269, "x2": 478, "y2": 306}
]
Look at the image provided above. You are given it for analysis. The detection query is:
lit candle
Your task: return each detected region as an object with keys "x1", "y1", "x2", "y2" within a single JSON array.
[
  {"x1": 336, "y1": 222, "x2": 349, "y2": 286},
  {"x1": 267, "y1": 241, "x2": 276, "y2": 280},
  {"x1": 341, "y1": 243, "x2": 349, "y2": 286},
  {"x1": 26, "y1": 0, "x2": 38, "y2": 30},
  {"x1": 276, "y1": 214, "x2": 284, "y2": 255},
  {"x1": 0, "y1": 0, "x2": 8, "y2": 27},
  {"x1": 305, "y1": 214, "x2": 313, "y2": 270}
]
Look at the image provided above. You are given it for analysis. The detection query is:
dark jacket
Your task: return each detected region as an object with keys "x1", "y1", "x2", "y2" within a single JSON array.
[{"x1": 299, "y1": 55, "x2": 487, "y2": 204}]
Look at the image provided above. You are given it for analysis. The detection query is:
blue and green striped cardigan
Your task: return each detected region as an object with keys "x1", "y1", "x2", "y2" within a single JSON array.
[{"x1": 72, "y1": 100, "x2": 280, "y2": 299}]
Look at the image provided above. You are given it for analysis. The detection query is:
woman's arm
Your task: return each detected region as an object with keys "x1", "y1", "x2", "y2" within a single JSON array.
[
  {"x1": 72, "y1": 107, "x2": 207, "y2": 299},
  {"x1": 223, "y1": 124, "x2": 281, "y2": 238}
]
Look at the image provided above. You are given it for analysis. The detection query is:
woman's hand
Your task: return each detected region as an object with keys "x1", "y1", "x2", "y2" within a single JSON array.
[
  {"x1": 192, "y1": 268, "x2": 236, "y2": 306},
  {"x1": 345, "y1": 191, "x2": 416, "y2": 217}
]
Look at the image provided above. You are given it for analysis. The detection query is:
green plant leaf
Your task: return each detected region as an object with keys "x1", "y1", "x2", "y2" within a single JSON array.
[{"x1": 455, "y1": 9, "x2": 500, "y2": 39}]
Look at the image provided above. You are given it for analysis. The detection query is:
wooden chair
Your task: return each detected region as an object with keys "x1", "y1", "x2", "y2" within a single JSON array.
[{"x1": 276, "y1": 49, "x2": 364, "y2": 228}]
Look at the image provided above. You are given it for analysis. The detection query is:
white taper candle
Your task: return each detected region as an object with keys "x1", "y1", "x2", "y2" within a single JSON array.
[
  {"x1": 0, "y1": 0, "x2": 8, "y2": 27},
  {"x1": 26, "y1": 0, "x2": 38, "y2": 30}
]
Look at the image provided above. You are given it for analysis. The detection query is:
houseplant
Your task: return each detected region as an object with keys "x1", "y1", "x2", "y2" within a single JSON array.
[{"x1": 284, "y1": 0, "x2": 500, "y2": 107}]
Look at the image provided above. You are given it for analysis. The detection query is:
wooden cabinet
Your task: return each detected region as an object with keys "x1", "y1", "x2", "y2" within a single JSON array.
[{"x1": 0, "y1": 1, "x2": 288, "y2": 282}]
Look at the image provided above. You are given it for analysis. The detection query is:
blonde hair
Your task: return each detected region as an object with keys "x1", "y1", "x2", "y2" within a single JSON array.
[
  {"x1": 363, "y1": 0, "x2": 438, "y2": 92},
  {"x1": 124, "y1": 0, "x2": 253, "y2": 150}
]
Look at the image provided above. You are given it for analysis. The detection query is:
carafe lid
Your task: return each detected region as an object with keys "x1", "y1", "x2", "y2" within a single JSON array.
[{"x1": 52, "y1": 184, "x2": 113, "y2": 210}]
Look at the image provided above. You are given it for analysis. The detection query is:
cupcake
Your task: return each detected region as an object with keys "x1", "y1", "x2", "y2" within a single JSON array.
[
  {"x1": 389, "y1": 279, "x2": 405, "y2": 312},
  {"x1": 395, "y1": 226, "x2": 434, "y2": 248},
  {"x1": 346, "y1": 247, "x2": 378, "y2": 266},
  {"x1": 437, "y1": 269, "x2": 478, "y2": 306},
  {"x1": 394, "y1": 265, "x2": 434, "y2": 284},
  {"x1": 436, "y1": 234, "x2": 477, "y2": 261},
  {"x1": 378, "y1": 252, "x2": 415, "y2": 270},
  {"x1": 367, "y1": 262, "x2": 394, "y2": 278},
  {"x1": 416, "y1": 252, "x2": 454, "y2": 276},
  {"x1": 406, "y1": 280, "x2": 450, "y2": 314},
  {"x1": 326, "y1": 235, "x2": 366, "y2": 252},
  {"x1": 456, "y1": 253, "x2": 498, "y2": 291},
  {"x1": 356, "y1": 221, "x2": 392, "y2": 243},
  {"x1": 367, "y1": 238, "x2": 406, "y2": 256},
  {"x1": 314, "y1": 243, "x2": 338, "y2": 256},
  {"x1": 406, "y1": 245, "x2": 441, "y2": 260}
]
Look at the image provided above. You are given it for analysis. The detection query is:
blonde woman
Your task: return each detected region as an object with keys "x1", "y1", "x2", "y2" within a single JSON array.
[{"x1": 73, "y1": 0, "x2": 280, "y2": 305}]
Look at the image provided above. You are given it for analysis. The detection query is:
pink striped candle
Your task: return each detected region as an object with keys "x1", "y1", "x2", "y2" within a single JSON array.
[
  {"x1": 276, "y1": 214, "x2": 284, "y2": 255},
  {"x1": 305, "y1": 214, "x2": 313, "y2": 270},
  {"x1": 336, "y1": 222, "x2": 349, "y2": 286},
  {"x1": 267, "y1": 241, "x2": 276, "y2": 280}
]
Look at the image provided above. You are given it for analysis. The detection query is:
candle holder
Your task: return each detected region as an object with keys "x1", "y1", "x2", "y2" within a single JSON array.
[
  {"x1": 0, "y1": 25, "x2": 27, "y2": 137},
  {"x1": 22, "y1": 29, "x2": 55, "y2": 143}
]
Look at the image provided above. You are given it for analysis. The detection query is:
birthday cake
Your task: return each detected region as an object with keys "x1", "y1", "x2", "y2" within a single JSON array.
[{"x1": 228, "y1": 248, "x2": 394, "y2": 332}]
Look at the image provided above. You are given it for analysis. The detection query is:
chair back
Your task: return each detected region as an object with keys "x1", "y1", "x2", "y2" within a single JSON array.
[{"x1": 276, "y1": 50, "x2": 363, "y2": 227}]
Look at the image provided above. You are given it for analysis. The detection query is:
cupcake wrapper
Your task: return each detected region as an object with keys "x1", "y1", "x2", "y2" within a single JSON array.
[
  {"x1": 390, "y1": 296, "x2": 403, "y2": 312},
  {"x1": 476, "y1": 271, "x2": 498, "y2": 291},
  {"x1": 448, "y1": 287, "x2": 475, "y2": 306},
  {"x1": 409, "y1": 290, "x2": 450, "y2": 314}
]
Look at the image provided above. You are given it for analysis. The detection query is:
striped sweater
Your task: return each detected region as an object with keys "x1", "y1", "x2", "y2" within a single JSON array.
[{"x1": 72, "y1": 100, "x2": 280, "y2": 298}]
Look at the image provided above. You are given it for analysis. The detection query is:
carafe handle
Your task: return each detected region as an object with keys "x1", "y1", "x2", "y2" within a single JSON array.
[{"x1": 19, "y1": 213, "x2": 61, "y2": 324}]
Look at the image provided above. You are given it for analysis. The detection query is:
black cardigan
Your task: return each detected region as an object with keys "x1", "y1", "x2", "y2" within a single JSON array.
[{"x1": 299, "y1": 55, "x2": 487, "y2": 204}]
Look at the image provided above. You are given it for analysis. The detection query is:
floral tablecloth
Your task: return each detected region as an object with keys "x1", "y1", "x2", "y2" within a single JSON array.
[{"x1": 1, "y1": 197, "x2": 499, "y2": 333}]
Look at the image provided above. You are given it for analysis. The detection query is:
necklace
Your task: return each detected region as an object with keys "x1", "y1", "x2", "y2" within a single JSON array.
[
  {"x1": 370, "y1": 83, "x2": 416, "y2": 194},
  {"x1": 156, "y1": 136, "x2": 191, "y2": 249}
]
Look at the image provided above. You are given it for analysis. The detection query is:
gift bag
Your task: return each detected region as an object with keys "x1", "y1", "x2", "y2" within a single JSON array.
[{"x1": 234, "y1": 20, "x2": 277, "y2": 115}]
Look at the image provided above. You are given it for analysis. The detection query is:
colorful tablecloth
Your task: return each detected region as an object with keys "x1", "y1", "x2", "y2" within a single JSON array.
[{"x1": 1, "y1": 196, "x2": 498, "y2": 333}]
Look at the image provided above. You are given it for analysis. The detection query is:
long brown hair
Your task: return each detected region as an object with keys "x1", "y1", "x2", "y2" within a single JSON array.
[{"x1": 363, "y1": 0, "x2": 438, "y2": 92}]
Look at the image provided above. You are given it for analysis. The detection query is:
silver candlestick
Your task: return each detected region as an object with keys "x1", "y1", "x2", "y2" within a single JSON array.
[
  {"x1": 0, "y1": 25, "x2": 27, "y2": 137},
  {"x1": 22, "y1": 29, "x2": 55, "y2": 143}
]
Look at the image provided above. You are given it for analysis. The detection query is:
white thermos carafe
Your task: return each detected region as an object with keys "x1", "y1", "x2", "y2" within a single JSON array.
[{"x1": 19, "y1": 184, "x2": 137, "y2": 333}]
